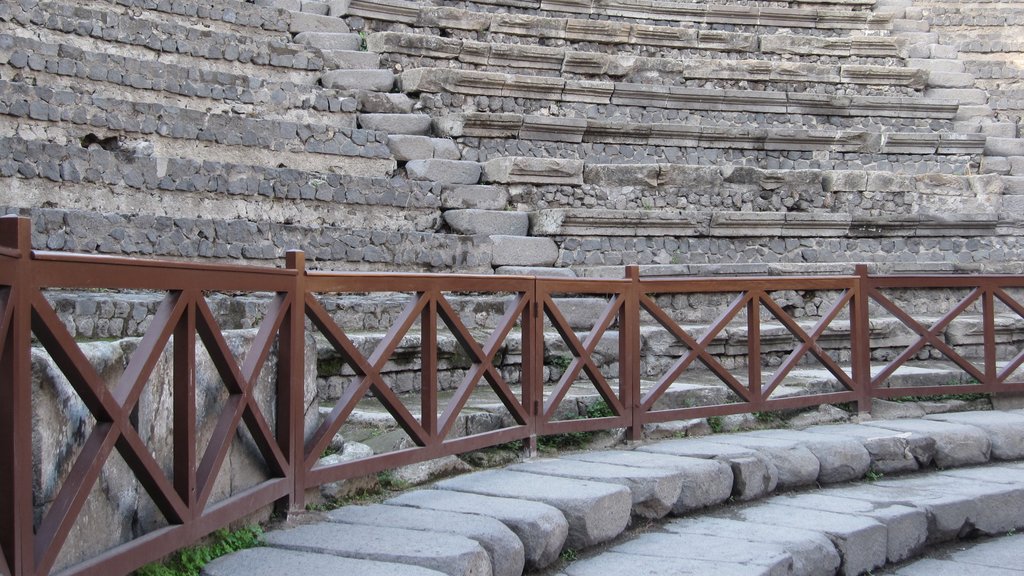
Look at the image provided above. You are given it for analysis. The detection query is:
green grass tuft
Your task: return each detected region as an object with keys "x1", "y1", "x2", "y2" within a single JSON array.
[{"x1": 135, "y1": 525, "x2": 263, "y2": 576}]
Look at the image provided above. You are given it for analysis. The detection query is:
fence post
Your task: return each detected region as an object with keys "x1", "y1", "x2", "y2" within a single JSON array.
[
  {"x1": 521, "y1": 276, "x2": 540, "y2": 457},
  {"x1": 623, "y1": 265, "x2": 642, "y2": 442},
  {"x1": 852, "y1": 264, "x2": 872, "y2": 415},
  {"x1": 0, "y1": 216, "x2": 34, "y2": 576},
  {"x1": 281, "y1": 250, "x2": 307, "y2": 514}
]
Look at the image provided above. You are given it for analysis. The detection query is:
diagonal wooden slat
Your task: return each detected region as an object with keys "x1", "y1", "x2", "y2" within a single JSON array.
[
  {"x1": 302, "y1": 292, "x2": 429, "y2": 468},
  {"x1": 639, "y1": 292, "x2": 753, "y2": 410},
  {"x1": 192, "y1": 297, "x2": 289, "y2": 508},
  {"x1": 435, "y1": 294, "x2": 526, "y2": 438},
  {"x1": 993, "y1": 288, "x2": 1024, "y2": 382},
  {"x1": 869, "y1": 287, "x2": 985, "y2": 385},
  {"x1": 759, "y1": 290, "x2": 856, "y2": 399},
  {"x1": 30, "y1": 294, "x2": 189, "y2": 573},
  {"x1": 541, "y1": 295, "x2": 624, "y2": 418}
]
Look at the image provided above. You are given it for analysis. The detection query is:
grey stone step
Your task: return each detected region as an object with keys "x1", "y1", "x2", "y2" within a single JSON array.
[
  {"x1": 445, "y1": 209, "x2": 530, "y2": 236},
  {"x1": 201, "y1": 547, "x2": 449, "y2": 576},
  {"x1": 508, "y1": 458, "x2": 685, "y2": 519},
  {"x1": 433, "y1": 469, "x2": 632, "y2": 549},
  {"x1": 326, "y1": 504, "x2": 525, "y2": 576},
  {"x1": 559, "y1": 450, "x2": 734, "y2": 514},
  {"x1": 386, "y1": 489, "x2": 568, "y2": 570},
  {"x1": 322, "y1": 69, "x2": 396, "y2": 91},
  {"x1": 359, "y1": 113, "x2": 434, "y2": 135},
  {"x1": 883, "y1": 533, "x2": 1024, "y2": 576},
  {"x1": 263, "y1": 523, "x2": 492, "y2": 576},
  {"x1": 389, "y1": 135, "x2": 462, "y2": 161}
]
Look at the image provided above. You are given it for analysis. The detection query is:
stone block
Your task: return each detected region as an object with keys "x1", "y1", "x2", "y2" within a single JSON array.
[
  {"x1": 323, "y1": 50, "x2": 382, "y2": 70},
  {"x1": 264, "y1": 523, "x2": 491, "y2": 576},
  {"x1": 734, "y1": 504, "x2": 888, "y2": 576},
  {"x1": 604, "y1": 532, "x2": 794, "y2": 574},
  {"x1": 387, "y1": 489, "x2": 568, "y2": 570},
  {"x1": 322, "y1": 69, "x2": 395, "y2": 91},
  {"x1": 289, "y1": 11, "x2": 350, "y2": 33},
  {"x1": 406, "y1": 159, "x2": 481, "y2": 185},
  {"x1": 327, "y1": 504, "x2": 524, "y2": 576},
  {"x1": 705, "y1": 434, "x2": 820, "y2": 490},
  {"x1": 863, "y1": 419, "x2": 991, "y2": 468},
  {"x1": 482, "y1": 157, "x2": 584, "y2": 185},
  {"x1": 925, "y1": 411, "x2": 1024, "y2": 460},
  {"x1": 562, "y1": 450, "x2": 733, "y2": 513},
  {"x1": 359, "y1": 114, "x2": 433, "y2": 136},
  {"x1": 749, "y1": 429, "x2": 871, "y2": 484},
  {"x1": 293, "y1": 32, "x2": 363, "y2": 51},
  {"x1": 357, "y1": 92, "x2": 416, "y2": 114},
  {"x1": 637, "y1": 439, "x2": 779, "y2": 500},
  {"x1": 805, "y1": 423, "x2": 933, "y2": 473},
  {"x1": 509, "y1": 458, "x2": 684, "y2": 519},
  {"x1": 202, "y1": 548, "x2": 448, "y2": 576},
  {"x1": 434, "y1": 469, "x2": 631, "y2": 549},
  {"x1": 388, "y1": 135, "x2": 440, "y2": 161},
  {"x1": 926, "y1": 71, "x2": 976, "y2": 88},
  {"x1": 531, "y1": 209, "x2": 710, "y2": 237},
  {"x1": 985, "y1": 137, "x2": 1024, "y2": 157},
  {"x1": 664, "y1": 517, "x2": 841, "y2": 576},
  {"x1": 441, "y1": 185, "x2": 509, "y2": 210},
  {"x1": 495, "y1": 266, "x2": 576, "y2": 278},
  {"x1": 444, "y1": 210, "x2": 529, "y2": 236},
  {"x1": 924, "y1": 88, "x2": 989, "y2": 105},
  {"x1": 489, "y1": 236, "x2": 559, "y2": 267}
]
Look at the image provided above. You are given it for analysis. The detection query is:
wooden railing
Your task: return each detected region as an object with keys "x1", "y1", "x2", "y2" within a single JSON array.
[{"x1": 2, "y1": 214, "x2": 1024, "y2": 575}]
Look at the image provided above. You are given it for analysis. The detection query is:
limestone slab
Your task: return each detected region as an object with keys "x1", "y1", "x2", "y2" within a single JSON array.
[
  {"x1": 482, "y1": 157, "x2": 584, "y2": 185},
  {"x1": 434, "y1": 469, "x2": 632, "y2": 549},
  {"x1": 441, "y1": 185, "x2": 509, "y2": 210},
  {"x1": 664, "y1": 517, "x2": 841, "y2": 576},
  {"x1": 263, "y1": 523, "x2": 491, "y2": 576},
  {"x1": 326, "y1": 504, "x2": 524, "y2": 576},
  {"x1": 561, "y1": 450, "x2": 733, "y2": 513},
  {"x1": 509, "y1": 458, "x2": 684, "y2": 519},
  {"x1": 925, "y1": 411, "x2": 1024, "y2": 460},
  {"x1": 609, "y1": 532, "x2": 795, "y2": 575},
  {"x1": 563, "y1": 551, "x2": 782, "y2": 576},
  {"x1": 731, "y1": 503, "x2": 887, "y2": 576},
  {"x1": 445, "y1": 209, "x2": 529, "y2": 236},
  {"x1": 749, "y1": 429, "x2": 870, "y2": 484},
  {"x1": 489, "y1": 235, "x2": 559, "y2": 267},
  {"x1": 862, "y1": 418, "x2": 991, "y2": 468},
  {"x1": 636, "y1": 438, "x2": 778, "y2": 500},
  {"x1": 387, "y1": 489, "x2": 567, "y2": 570},
  {"x1": 359, "y1": 114, "x2": 433, "y2": 135},
  {"x1": 201, "y1": 547, "x2": 448, "y2": 576},
  {"x1": 322, "y1": 69, "x2": 395, "y2": 91},
  {"x1": 406, "y1": 159, "x2": 481, "y2": 185},
  {"x1": 804, "y1": 423, "x2": 935, "y2": 473},
  {"x1": 702, "y1": 433, "x2": 821, "y2": 489}
]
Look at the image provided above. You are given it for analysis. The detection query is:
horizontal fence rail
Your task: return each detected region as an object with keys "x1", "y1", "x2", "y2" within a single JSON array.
[{"x1": 2, "y1": 214, "x2": 1024, "y2": 575}]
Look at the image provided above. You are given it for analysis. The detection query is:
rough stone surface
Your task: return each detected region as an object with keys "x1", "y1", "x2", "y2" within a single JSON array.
[
  {"x1": 863, "y1": 419, "x2": 991, "y2": 468},
  {"x1": 201, "y1": 548, "x2": 448, "y2": 576},
  {"x1": 326, "y1": 504, "x2": 525, "y2": 576},
  {"x1": 702, "y1": 434, "x2": 821, "y2": 489},
  {"x1": 407, "y1": 160, "x2": 482, "y2": 185},
  {"x1": 387, "y1": 489, "x2": 568, "y2": 570},
  {"x1": 441, "y1": 186, "x2": 510, "y2": 210},
  {"x1": 805, "y1": 423, "x2": 935, "y2": 473},
  {"x1": 322, "y1": 69, "x2": 395, "y2": 91},
  {"x1": 488, "y1": 236, "x2": 559, "y2": 267},
  {"x1": 751, "y1": 429, "x2": 872, "y2": 483},
  {"x1": 434, "y1": 469, "x2": 632, "y2": 549},
  {"x1": 445, "y1": 210, "x2": 530, "y2": 237},
  {"x1": 637, "y1": 439, "x2": 779, "y2": 500},
  {"x1": 561, "y1": 450, "x2": 733, "y2": 513},
  {"x1": 925, "y1": 410, "x2": 1024, "y2": 460},
  {"x1": 509, "y1": 458, "x2": 684, "y2": 519},
  {"x1": 263, "y1": 523, "x2": 491, "y2": 576},
  {"x1": 360, "y1": 114, "x2": 434, "y2": 136}
]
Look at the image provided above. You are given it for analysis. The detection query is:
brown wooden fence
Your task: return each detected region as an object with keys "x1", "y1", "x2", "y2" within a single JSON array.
[{"x1": 3, "y1": 214, "x2": 1024, "y2": 576}]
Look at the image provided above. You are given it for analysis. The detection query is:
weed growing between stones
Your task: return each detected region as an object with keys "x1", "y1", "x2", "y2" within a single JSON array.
[
  {"x1": 135, "y1": 525, "x2": 263, "y2": 576},
  {"x1": 707, "y1": 415, "x2": 724, "y2": 433},
  {"x1": 538, "y1": 401, "x2": 615, "y2": 452}
]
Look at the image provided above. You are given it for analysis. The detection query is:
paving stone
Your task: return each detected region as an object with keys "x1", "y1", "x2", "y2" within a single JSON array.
[
  {"x1": 862, "y1": 419, "x2": 991, "y2": 468},
  {"x1": 293, "y1": 31, "x2": 363, "y2": 50},
  {"x1": 607, "y1": 532, "x2": 795, "y2": 575},
  {"x1": 561, "y1": 450, "x2": 733, "y2": 513},
  {"x1": 509, "y1": 457, "x2": 684, "y2": 519},
  {"x1": 749, "y1": 429, "x2": 871, "y2": 484},
  {"x1": 406, "y1": 159, "x2": 481, "y2": 185},
  {"x1": 804, "y1": 423, "x2": 935, "y2": 473},
  {"x1": 701, "y1": 433, "x2": 820, "y2": 490},
  {"x1": 263, "y1": 522, "x2": 491, "y2": 576},
  {"x1": 637, "y1": 439, "x2": 778, "y2": 500},
  {"x1": 441, "y1": 185, "x2": 510, "y2": 210},
  {"x1": 481, "y1": 157, "x2": 584, "y2": 185},
  {"x1": 289, "y1": 10, "x2": 350, "y2": 33},
  {"x1": 387, "y1": 489, "x2": 568, "y2": 570},
  {"x1": 663, "y1": 517, "x2": 841, "y2": 576},
  {"x1": 201, "y1": 547, "x2": 448, "y2": 576},
  {"x1": 985, "y1": 137, "x2": 1024, "y2": 158},
  {"x1": 934, "y1": 532, "x2": 1024, "y2": 570},
  {"x1": 730, "y1": 503, "x2": 888, "y2": 576},
  {"x1": 563, "y1": 551, "x2": 780, "y2": 576},
  {"x1": 389, "y1": 134, "x2": 440, "y2": 160},
  {"x1": 322, "y1": 69, "x2": 395, "y2": 91},
  {"x1": 769, "y1": 493, "x2": 928, "y2": 563},
  {"x1": 434, "y1": 469, "x2": 632, "y2": 549},
  {"x1": 494, "y1": 266, "x2": 577, "y2": 278},
  {"x1": 889, "y1": 558, "x2": 1022, "y2": 576},
  {"x1": 489, "y1": 235, "x2": 559, "y2": 267},
  {"x1": 359, "y1": 113, "x2": 433, "y2": 135},
  {"x1": 445, "y1": 210, "x2": 530, "y2": 237},
  {"x1": 925, "y1": 410, "x2": 1024, "y2": 460},
  {"x1": 326, "y1": 504, "x2": 524, "y2": 576}
]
